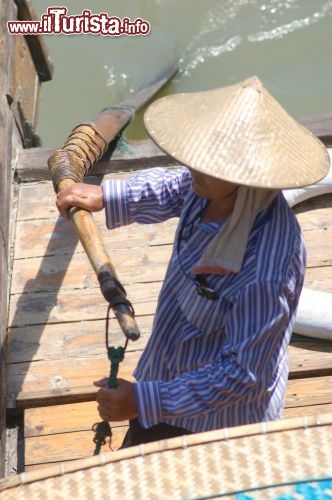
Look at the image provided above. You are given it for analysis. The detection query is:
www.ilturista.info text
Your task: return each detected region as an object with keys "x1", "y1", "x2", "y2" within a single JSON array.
[{"x1": 7, "y1": 7, "x2": 151, "y2": 36}]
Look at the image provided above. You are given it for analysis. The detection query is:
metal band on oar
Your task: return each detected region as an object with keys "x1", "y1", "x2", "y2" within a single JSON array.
[{"x1": 48, "y1": 64, "x2": 178, "y2": 342}]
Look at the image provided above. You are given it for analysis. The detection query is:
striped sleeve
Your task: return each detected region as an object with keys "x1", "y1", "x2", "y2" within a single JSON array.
[
  {"x1": 102, "y1": 167, "x2": 191, "y2": 229},
  {"x1": 135, "y1": 280, "x2": 294, "y2": 427},
  {"x1": 102, "y1": 179, "x2": 129, "y2": 228},
  {"x1": 134, "y1": 381, "x2": 163, "y2": 427}
]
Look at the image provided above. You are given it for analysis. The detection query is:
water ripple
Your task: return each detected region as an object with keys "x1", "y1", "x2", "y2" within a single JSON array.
[
  {"x1": 181, "y1": 0, "x2": 332, "y2": 77},
  {"x1": 181, "y1": 35, "x2": 242, "y2": 75},
  {"x1": 249, "y1": 1, "x2": 332, "y2": 42}
]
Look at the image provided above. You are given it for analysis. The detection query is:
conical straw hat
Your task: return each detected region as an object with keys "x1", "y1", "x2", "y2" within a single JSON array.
[{"x1": 144, "y1": 76, "x2": 330, "y2": 189}]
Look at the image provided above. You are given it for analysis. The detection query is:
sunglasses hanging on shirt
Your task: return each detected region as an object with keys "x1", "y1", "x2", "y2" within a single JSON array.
[
  {"x1": 177, "y1": 198, "x2": 219, "y2": 301},
  {"x1": 194, "y1": 275, "x2": 219, "y2": 301}
]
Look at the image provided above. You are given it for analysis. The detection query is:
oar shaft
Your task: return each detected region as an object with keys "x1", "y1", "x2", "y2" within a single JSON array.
[
  {"x1": 58, "y1": 179, "x2": 140, "y2": 341},
  {"x1": 49, "y1": 63, "x2": 179, "y2": 343},
  {"x1": 49, "y1": 113, "x2": 140, "y2": 341}
]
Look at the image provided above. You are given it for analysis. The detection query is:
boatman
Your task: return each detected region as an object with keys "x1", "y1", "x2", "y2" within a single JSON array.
[{"x1": 56, "y1": 76, "x2": 330, "y2": 447}]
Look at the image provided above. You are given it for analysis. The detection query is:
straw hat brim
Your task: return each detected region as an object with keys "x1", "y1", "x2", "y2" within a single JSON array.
[{"x1": 144, "y1": 77, "x2": 330, "y2": 189}]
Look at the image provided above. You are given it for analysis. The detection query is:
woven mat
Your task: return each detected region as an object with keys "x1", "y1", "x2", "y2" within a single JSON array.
[{"x1": 1, "y1": 414, "x2": 332, "y2": 499}]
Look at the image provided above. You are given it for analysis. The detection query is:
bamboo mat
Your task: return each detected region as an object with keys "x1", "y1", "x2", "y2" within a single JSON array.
[{"x1": 1, "y1": 414, "x2": 332, "y2": 499}]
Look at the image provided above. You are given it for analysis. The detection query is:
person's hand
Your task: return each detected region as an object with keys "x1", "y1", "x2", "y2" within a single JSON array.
[
  {"x1": 56, "y1": 183, "x2": 104, "y2": 218},
  {"x1": 94, "y1": 378, "x2": 138, "y2": 422}
]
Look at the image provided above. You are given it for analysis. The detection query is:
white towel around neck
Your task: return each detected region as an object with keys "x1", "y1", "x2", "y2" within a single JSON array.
[{"x1": 192, "y1": 186, "x2": 279, "y2": 275}]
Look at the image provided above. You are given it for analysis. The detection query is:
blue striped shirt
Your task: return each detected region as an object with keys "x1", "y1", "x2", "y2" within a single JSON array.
[{"x1": 102, "y1": 167, "x2": 306, "y2": 432}]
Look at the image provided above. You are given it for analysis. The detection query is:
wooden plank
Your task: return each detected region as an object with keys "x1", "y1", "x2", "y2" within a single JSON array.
[
  {"x1": 12, "y1": 33, "x2": 41, "y2": 134},
  {"x1": 14, "y1": 0, "x2": 54, "y2": 81},
  {"x1": 303, "y1": 267, "x2": 332, "y2": 293},
  {"x1": 25, "y1": 402, "x2": 112, "y2": 437},
  {"x1": 284, "y1": 403, "x2": 332, "y2": 419},
  {"x1": 285, "y1": 375, "x2": 332, "y2": 407},
  {"x1": 7, "y1": 307, "x2": 332, "y2": 368},
  {"x1": 21, "y1": 375, "x2": 332, "y2": 468},
  {"x1": 0, "y1": 351, "x2": 7, "y2": 475},
  {"x1": 8, "y1": 282, "x2": 159, "y2": 328},
  {"x1": 10, "y1": 244, "x2": 172, "y2": 295},
  {"x1": 9, "y1": 197, "x2": 332, "y2": 295},
  {"x1": 7, "y1": 264, "x2": 324, "y2": 312},
  {"x1": 13, "y1": 201, "x2": 332, "y2": 260},
  {"x1": 295, "y1": 193, "x2": 332, "y2": 231},
  {"x1": 7, "y1": 352, "x2": 209, "y2": 409},
  {"x1": 16, "y1": 139, "x2": 176, "y2": 182},
  {"x1": 7, "y1": 352, "x2": 140, "y2": 409},
  {"x1": 7, "y1": 341, "x2": 332, "y2": 410},
  {"x1": 25, "y1": 404, "x2": 332, "y2": 472},
  {"x1": 288, "y1": 340, "x2": 332, "y2": 378},
  {"x1": 0, "y1": 0, "x2": 17, "y2": 478},
  {"x1": 14, "y1": 160, "x2": 330, "y2": 221},
  {"x1": 15, "y1": 173, "x2": 138, "y2": 221},
  {"x1": 294, "y1": 195, "x2": 332, "y2": 270},
  {"x1": 17, "y1": 182, "x2": 59, "y2": 221},
  {"x1": 24, "y1": 460, "x2": 93, "y2": 472},
  {"x1": 13, "y1": 217, "x2": 177, "y2": 259},
  {"x1": 13, "y1": 314, "x2": 331, "y2": 367},
  {"x1": 300, "y1": 229, "x2": 332, "y2": 267},
  {"x1": 13, "y1": 216, "x2": 83, "y2": 258},
  {"x1": 23, "y1": 377, "x2": 332, "y2": 440},
  {"x1": 8, "y1": 315, "x2": 154, "y2": 364},
  {"x1": 9, "y1": 234, "x2": 329, "y2": 301},
  {"x1": 8, "y1": 285, "x2": 331, "y2": 366},
  {"x1": 0, "y1": 243, "x2": 9, "y2": 339},
  {"x1": 24, "y1": 402, "x2": 128, "y2": 467},
  {"x1": 24, "y1": 426, "x2": 126, "y2": 466},
  {"x1": 12, "y1": 176, "x2": 330, "y2": 268},
  {"x1": 0, "y1": 5, "x2": 14, "y2": 334}
]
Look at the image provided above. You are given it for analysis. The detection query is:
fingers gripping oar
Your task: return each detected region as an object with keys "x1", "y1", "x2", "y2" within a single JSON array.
[{"x1": 48, "y1": 64, "x2": 178, "y2": 342}]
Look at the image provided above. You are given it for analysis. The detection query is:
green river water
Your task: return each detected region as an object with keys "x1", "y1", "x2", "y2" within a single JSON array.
[{"x1": 32, "y1": 0, "x2": 332, "y2": 148}]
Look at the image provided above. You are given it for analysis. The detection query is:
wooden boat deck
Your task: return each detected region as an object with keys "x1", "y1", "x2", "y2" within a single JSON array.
[
  {"x1": 1, "y1": 0, "x2": 53, "y2": 475},
  {"x1": 6, "y1": 141, "x2": 332, "y2": 472}
]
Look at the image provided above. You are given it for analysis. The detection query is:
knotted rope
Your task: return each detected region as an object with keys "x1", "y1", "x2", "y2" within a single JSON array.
[
  {"x1": 48, "y1": 121, "x2": 109, "y2": 190},
  {"x1": 48, "y1": 105, "x2": 135, "y2": 192},
  {"x1": 92, "y1": 304, "x2": 128, "y2": 455}
]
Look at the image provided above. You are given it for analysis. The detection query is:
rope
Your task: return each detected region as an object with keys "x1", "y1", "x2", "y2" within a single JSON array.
[
  {"x1": 92, "y1": 304, "x2": 128, "y2": 455},
  {"x1": 48, "y1": 122, "x2": 109, "y2": 191},
  {"x1": 107, "y1": 345, "x2": 126, "y2": 389}
]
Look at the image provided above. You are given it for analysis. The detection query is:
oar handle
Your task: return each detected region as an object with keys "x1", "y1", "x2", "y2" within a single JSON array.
[{"x1": 58, "y1": 179, "x2": 140, "y2": 341}]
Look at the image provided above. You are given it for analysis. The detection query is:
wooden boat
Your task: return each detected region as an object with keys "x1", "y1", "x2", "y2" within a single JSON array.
[
  {"x1": 1, "y1": 0, "x2": 332, "y2": 495},
  {"x1": 2, "y1": 123, "x2": 331, "y2": 479},
  {"x1": 0, "y1": 0, "x2": 53, "y2": 477}
]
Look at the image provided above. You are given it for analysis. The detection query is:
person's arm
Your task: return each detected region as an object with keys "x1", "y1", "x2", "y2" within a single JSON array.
[
  {"x1": 103, "y1": 167, "x2": 191, "y2": 228},
  {"x1": 135, "y1": 280, "x2": 295, "y2": 427},
  {"x1": 55, "y1": 167, "x2": 191, "y2": 226}
]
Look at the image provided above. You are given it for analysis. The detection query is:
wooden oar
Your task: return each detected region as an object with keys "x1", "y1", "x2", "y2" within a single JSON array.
[{"x1": 48, "y1": 64, "x2": 178, "y2": 342}]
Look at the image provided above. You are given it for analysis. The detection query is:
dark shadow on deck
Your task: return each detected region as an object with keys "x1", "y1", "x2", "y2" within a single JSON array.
[{"x1": 6, "y1": 175, "x2": 108, "y2": 413}]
